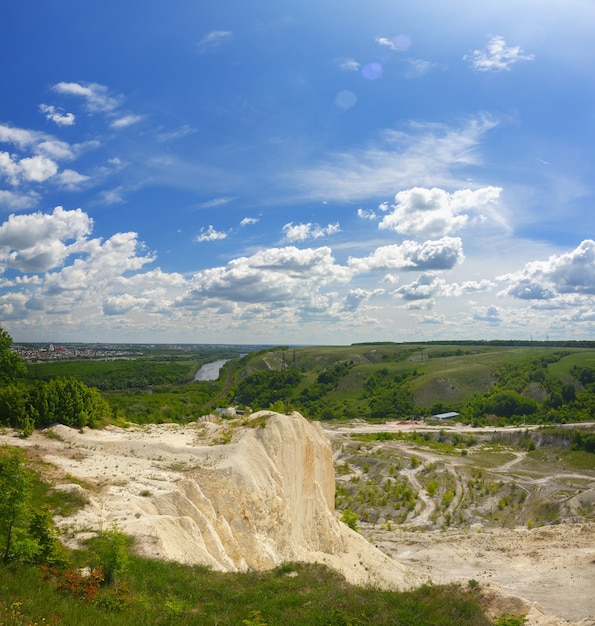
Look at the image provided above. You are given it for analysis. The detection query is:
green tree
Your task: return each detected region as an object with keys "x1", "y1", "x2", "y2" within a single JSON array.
[
  {"x1": 93, "y1": 524, "x2": 130, "y2": 587},
  {"x1": 0, "y1": 328, "x2": 26, "y2": 382},
  {"x1": 0, "y1": 449, "x2": 31, "y2": 562}
]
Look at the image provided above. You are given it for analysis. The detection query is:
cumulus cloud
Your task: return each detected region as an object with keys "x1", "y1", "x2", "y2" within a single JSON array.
[
  {"x1": 499, "y1": 240, "x2": 595, "y2": 300},
  {"x1": 0, "y1": 207, "x2": 190, "y2": 331},
  {"x1": 240, "y1": 217, "x2": 259, "y2": 226},
  {"x1": 197, "y1": 30, "x2": 233, "y2": 52},
  {"x1": 357, "y1": 208, "x2": 378, "y2": 220},
  {"x1": 378, "y1": 186, "x2": 502, "y2": 238},
  {"x1": 19, "y1": 155, "x2": 58, "y2": 182},
  {"x1": 103, "y1": 294, "x2": 148, "y2": 315},
  {"x1": 282, "y1": 222, "x2": 340, "y2": 243},
  {"x1": 465, "y1": 35, "x2": 535, "y2": 72},
  {"x1": 179, "y1": 246, "x2": 351, "y2": 309},
  {"x1": 52, "y1": 81, "x2": 122, "y2": 113},
  {"x1": 55, "y1": 169, "x2": 90, "y2": 190},
  {"x1": 342, "y1": 288, "x2": 383, "y2": 313},
  {"x1": 0, "y1": 124, "x2": 43, "y2": 150},
  {"x1": 195, "y1": 225, "x2": 228, "y2": 242},
  {"x1": 0, "y1": 189, "x2": 39, "y2": 210},
  {"x1": 394, "y1": 272, "x2": 495, "y2": 301},
  {"x1": 0, "y1": 152, "x2": 58, "y2": 185},
  {"x1": 471, "y1": 305, "x2": 502, "y2": 324},
  {"x1": 39, "y1": 104, "x2": 76, "y2": 126},
  {"x1": 395, "y1": 273, "x2": 437, "y2": 300},
  {"x1": 0, "y1": 206, "x2": 93, "y2": 273},
  {"x1": 0, "y1": 122, "x2": 97, "y2": 193},
  {"x1": 349, "y1": 237, "x2": 464, "y2": 273}
]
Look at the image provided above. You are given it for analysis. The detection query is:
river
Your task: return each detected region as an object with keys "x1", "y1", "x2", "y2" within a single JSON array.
[{"x1": 194, "y1": 359, "x2": 229, "y2": 381}]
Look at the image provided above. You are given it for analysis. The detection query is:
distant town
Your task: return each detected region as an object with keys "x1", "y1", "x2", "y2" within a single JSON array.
[
  {"x1": 12, "y1": 342, "x2": 269, "y2": 363},
  {"x1": 13, "y1": 343, "x2": 142, "y2": 362}
]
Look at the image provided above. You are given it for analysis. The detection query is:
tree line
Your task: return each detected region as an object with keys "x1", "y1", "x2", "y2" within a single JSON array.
[{"x1": 0, "y1": 328, "x2": 110, "y2": 435}]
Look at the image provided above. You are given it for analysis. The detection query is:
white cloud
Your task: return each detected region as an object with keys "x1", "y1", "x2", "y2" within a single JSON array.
[
  {"x1": 52, "y1": 81, "x2": 122, "y2": 113},
  {"x1": 357, "y1": 208, "x2": 377, "y2": 220},
  {"x1": 197, "y1": 30, "x2": 233, "y2": 52},
  {"x1": 378, "y1": 186, "x2": 502, "y2": 238},
  {"x1": 35, "y1": 139, "x2": 76, "y2": 161},
  {"x1": 0, "y1": 151, "x2": 20, "y2": 184},
  {"x1": 375, "y1": 36, "x2": 398, "y2": 51},
  {"x1": 349, "y1": 237, "x2": 464, "y2": 273},
  {"x1": 499, "y1": 239, "x2": 595, "y2": 299},
  {"x1": 99, "y1": 188, "x2": 125, "y2": 205},
  {"x1": 0, "y1": 190, "x2": 39, "y2": 210},
  {"x1": 179, "y1": 246, "x2": 351, "y2": 310},
  {"x1": 240, "y1": 217, "x2": 259, "y2": 226},
  {"x1": 19, "y1": 155, "x2": 58, "y2": 182},
  {"x1": 0, "y1": 152, "x2": 59, "y2": 185},
  {"x1": 110, "y1": 114, "x2": 143, "y2": 129},
  {"x1": 394, "y1": 273, "x2": 495, "y2": 301},
  {"x1": 465, "y1": 35, "x2": 535, "y2": 72},
  {"x1": 405, "y1": 59, "x2": 439, "y2": 78},
  {"x1": 395, "y1": 273, "x2": 438, "y2": 300},
  {"x1": 197, "y1": 197, "x2": 233, "y2": 209},
  {"x1": 103, "y1": 294, "x2": 148, "y2": 315},
  {"x1": 0, "y1": 124, "x2": 43, "y2": 150},
  {"x1": 195, "y1": 225, "x2": 228, "y2": 242},
  {"x1": 471, "y1": 305, "x2": 502, "y2": 324},
  {"x1": 0, "y1": 206, "x2": 93, "y2": 273},
  {"x1": 290, "y1": 116, "x2": 498, "y2": 202},
  {"x1": 39, "y1": 104, "x2": 75, "y2": 126},
  {"x1": 55, "y1": 169, "x2": 90, "y2": 190},
  {"x1": 338, "y1": 58, "x2": 361, "y2": 71},
  {"x1": 282, "y1": 222, "x2": 340, "y2": 242}
]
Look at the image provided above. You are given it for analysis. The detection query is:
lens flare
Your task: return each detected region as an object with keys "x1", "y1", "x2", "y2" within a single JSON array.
[
  {"x1": 362, "y1": 62, "x2": 383, "y2": 80},
  {"x1": 392, "y1": 34, "x2": 412, "y2": 51},
  {"x1": 335, "y1": 90, "x2": 357, "y2": 110}
]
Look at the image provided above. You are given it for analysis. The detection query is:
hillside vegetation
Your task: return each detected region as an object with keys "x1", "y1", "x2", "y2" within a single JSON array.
[{"x1": 228, "y1": 342, "x2": 595, "y2": 426}]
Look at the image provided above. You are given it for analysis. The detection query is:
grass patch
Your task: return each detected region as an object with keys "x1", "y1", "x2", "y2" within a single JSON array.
[{"x1": 0, "y1": 558, "x2": 493, "y2": 625}]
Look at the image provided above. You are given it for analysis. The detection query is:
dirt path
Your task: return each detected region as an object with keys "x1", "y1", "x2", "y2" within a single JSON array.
[{"x1": 327, "y1": 421, "x2": 595, "y2": 623}]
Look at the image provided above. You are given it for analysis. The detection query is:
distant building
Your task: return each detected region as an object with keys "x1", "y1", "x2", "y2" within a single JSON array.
[{"x1": 431, "y1": 411, "x2": 460, "y2": 421}]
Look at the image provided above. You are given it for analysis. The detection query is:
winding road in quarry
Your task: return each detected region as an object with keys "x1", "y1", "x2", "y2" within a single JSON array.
[{"x1": 325, "y1": 420, "x2": 595, "y2": 624}]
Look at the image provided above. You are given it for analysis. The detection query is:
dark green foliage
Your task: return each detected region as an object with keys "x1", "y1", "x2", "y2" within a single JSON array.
[
  {"x1": 235, "y1": 368, "x2": 303, "y2": 409},
  {"x1": 0, "y1": 378, "x2": 110, "y2": 432},
  {"x1": 88, "y1": 526, "x2": 130, "y2": 587},
  {"x1": 0, "y1": 328, "x2": 27, "y2": 382},
  {"x1": 570, "y1": 429, "x2": 595, "y2": 453},
  {"x1": 27, "y1": 358, "x2": 199, "y2": 390},
  {"x1": 365, "y1": 370, "x2": 415, "y2": 420},
  {"x1": 0, "y1": 449, "x2": 31, "y2": 562},
  {"x1": 484, "y1": 390, "x2": 539, "y2": 418}
]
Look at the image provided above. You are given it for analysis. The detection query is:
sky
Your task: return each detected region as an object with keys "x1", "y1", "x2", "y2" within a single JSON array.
[{"x1": 1, "y1": 0, "x2": 595, "y2": 345}]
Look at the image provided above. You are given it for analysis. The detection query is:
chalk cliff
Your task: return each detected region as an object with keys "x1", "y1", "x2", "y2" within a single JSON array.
[{"x1": 43, "y1": 412, "x2": 423, "y2": 589}]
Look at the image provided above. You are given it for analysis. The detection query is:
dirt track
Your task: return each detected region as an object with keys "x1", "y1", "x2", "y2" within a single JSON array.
[{"x1": 326, "y1": 421, "x2": 595, "y2": 623}]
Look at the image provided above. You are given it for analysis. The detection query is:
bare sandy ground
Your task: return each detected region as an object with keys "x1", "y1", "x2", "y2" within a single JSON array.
[{"x1": 363, "y1": 523, "x2": 594, "y2": 624}]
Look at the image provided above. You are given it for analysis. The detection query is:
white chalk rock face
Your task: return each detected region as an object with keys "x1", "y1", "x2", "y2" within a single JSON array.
[
  {"x1": 31, "y1": 412, "x2": 422, "y2": 590},
  {"x1": 128, "y1": 412, "x2": 422, "y2": 589}
]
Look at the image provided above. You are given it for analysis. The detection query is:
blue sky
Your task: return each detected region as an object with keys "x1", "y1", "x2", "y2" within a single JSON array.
[{"x1": 1, "y1": 0, "x2": 594, "y2": 344}]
